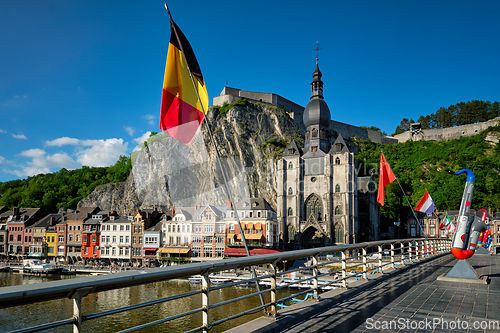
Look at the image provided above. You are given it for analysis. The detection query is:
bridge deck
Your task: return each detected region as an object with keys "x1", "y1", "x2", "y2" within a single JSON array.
[{"x1": 227, "y1": 253, "x2": 500, "y2": 332}]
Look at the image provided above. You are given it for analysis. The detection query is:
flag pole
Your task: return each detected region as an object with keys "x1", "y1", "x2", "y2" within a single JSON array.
[
  {"x1": 381, "y1": 151, "x2": 426, "y2": 238},
  {"x1": 164, "y1": 2, "x2": 267, "y2": 313}
]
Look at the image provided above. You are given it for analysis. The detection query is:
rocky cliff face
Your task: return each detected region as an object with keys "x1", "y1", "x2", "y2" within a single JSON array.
[{"x1": 78, "y1": 102, "x2": 304, "y2": 213}]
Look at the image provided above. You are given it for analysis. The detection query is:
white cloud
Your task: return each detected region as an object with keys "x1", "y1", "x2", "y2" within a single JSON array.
[
  {"x1": 45, "y1": 137, "x2": 81, "y2": 146},
  {"x1": 134, "y1": 131, "x2": 152, "y2": 144},
  {"x1": 5, "y1": 137, "x2": 129, "y2": 178},
  {"x1": 144, "y1": 114, "x2": 156, "y2": 126},
  {"x1": 124, "y1": 126, "x2": 135, "y2": 136},
  {"x1": 9, "y1": 149, "x2": 76, "y2": 177},
  {"x1": 0, "y1": 129, "x2": 6, "y2": 134},
  {"x1": 46, "y1": 136, "x2": 129, "y2": 167},
  {"x1": 12, "y1": 133, "x2": 27, "y2": 140},
  {"x1": 76, "y1": 138, "x2": 128, "y2": 167}
]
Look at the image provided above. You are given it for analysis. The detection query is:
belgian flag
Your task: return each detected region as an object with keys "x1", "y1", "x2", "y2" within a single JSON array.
[{"x1": 160, "y1": 3, "x2": 209, "y2": 145}]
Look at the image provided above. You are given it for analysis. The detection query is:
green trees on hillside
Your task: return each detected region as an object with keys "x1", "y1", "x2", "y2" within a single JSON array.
[
  {"x1": 394, "y1": 100, "x2": 499, "y2": 135},
  {"x1": 356, "y1": 125, "x2": 500, "y2": 230},
  {"x1": 0, "y1": 156, "x2": 132, "y2": 212}
]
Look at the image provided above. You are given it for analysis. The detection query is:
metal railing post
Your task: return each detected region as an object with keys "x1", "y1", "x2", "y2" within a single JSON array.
[
  {"x1": 269, "y1": 261, "x2": 277, "y2": 316},
  {"x1": 341, "y1": 250, "x2": 347, "y2": 288},
  {"x1": 390, "y1": 243, "x2": 395, "y2": 269},
  {"x1": 408, "y1": 242, "x2": 412, "y2": 261},
  {"x1": 400, "y1": 243, "x2": 404, "y2": 266},
  {"x1": 68, "y1": 287, "x2": 93, "y2": 333},
  {"x1": 378, "y1": 245, "x2": 382, "y2": 272},
  {"x1": 420, "y1": 241, "x2": 425, "y2": 259},
  {"x1": 202, "y1": 272, "x2": 210, "y2": 333},
  {"x1": 312, "y1": 255, "x2": 320, "y2": 300},
  {"x1": 362, "y1": 248, "x2": 367, "y2": 279}
]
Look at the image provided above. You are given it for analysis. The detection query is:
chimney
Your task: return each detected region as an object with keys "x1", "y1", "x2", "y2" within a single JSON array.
[
  {"x1": 50, "y1": 216, "x2": 56, "y2": 226},
  {"x1": 13, "y1": 207, "x2": 19, "y2": 216},
  {"x1": 227, "y1": 199, "x2": 231, "y2": 208},
  {"x1": 154, "y1": 207, "x2": 158, "y2": 212},
  {"x1": 171, "y1": 206, "x2": 175, "y2": 215},
  {"x1": 86, "y1": 213, "x2": 91, "y2": 219}
]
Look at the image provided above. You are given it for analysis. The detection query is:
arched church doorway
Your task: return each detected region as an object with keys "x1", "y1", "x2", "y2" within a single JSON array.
[{"x1": 301, "y1": 227, "x2": 326, "y2": 248}]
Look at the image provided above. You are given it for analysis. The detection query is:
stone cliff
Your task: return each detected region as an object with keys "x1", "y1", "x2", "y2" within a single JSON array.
[{"x1": 78, "y1": 102, "x2": 304, "y2": 213}]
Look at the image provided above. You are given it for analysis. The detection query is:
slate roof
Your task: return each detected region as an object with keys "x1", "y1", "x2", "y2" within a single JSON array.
[
  {"x1": 328, "y1": 133, "x2": 350, "y2": 154},
  {"x1": 283, "y1": 140, "x2": 303, "y2": 157}
]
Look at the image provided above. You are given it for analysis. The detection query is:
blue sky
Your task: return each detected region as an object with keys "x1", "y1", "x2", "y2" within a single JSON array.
[{"x1": 1, "y1": 1, "x2": 499, "y2": 183}]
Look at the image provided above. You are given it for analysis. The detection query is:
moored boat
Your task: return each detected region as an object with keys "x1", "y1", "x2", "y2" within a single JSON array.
[{"x1": 22, "y1": 259, "x2": 63, "y2": 275}]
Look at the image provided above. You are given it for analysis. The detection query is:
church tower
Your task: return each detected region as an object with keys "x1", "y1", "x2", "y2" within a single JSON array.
[{"x1": 277, "y1": 59, "x2": 360, "y2": 249}]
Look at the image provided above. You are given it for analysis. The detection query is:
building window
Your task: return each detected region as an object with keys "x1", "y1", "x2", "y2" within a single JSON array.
[
  {"x1": 311, "y1": 146, "x2": 318, "y2": 152},
  {"x1": 305, "y1": 194, "x2": 323, "y2": 221},
  {"x1": 58, "y1": 236, "x2": 64, "y2": 242},
  {"x1": 288, "y1": 207, "x2": 293, "y2": 216},
  {"x1": 288, "y1": 162, "x2": 293, "y2": 169},
  {"x1": 312, "y1": 128, "x2": 318, "y2": 138},
  {"x1": 335, "y1": 157, "x2": 341, "y2": 165},
  {"x1": 335, "y1": 224, "x2": 343, "y2": 243},
  {"x1": 335, "y1": 206, "x2": 341, "y2": 215},
  {"x1": 335, "y1": 184, "x2": 341, "y2": 192},
  {"x1": 229, "y1": 223, "x2": 234, "y2": 231},
  {"x1": 288, "y1": 187, "x2": 293, "y2": 195}
]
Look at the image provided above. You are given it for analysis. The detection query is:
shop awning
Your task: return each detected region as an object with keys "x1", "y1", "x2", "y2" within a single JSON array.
[
  {"x1": 224, "y1": 247, "x2": 285, "y2": 257},
  {"x1": 247, "y1": 222, "x2": 254, "y2": 229},
  {"x1": 157, "y1": 248, "x2": 190, "y2": 254},
  {"x1": 142, "y1": 248, "x2": 157, "y2": 251},
  {"x1": 236, "y1": 234, "x2": 263, "y2": 240},
  {"x1": 255, "y1": 223, "x2": 262, "y2": 229}
]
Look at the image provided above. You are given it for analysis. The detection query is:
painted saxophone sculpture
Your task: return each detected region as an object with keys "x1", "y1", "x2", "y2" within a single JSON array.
[{"x1": 446, "y1": 169, "x2": 487, "y2": 259}]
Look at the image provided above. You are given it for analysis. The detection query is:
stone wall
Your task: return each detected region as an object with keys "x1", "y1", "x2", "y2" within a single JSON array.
[{"x1": 392, "y1": 117, "x2": 500, "y2": 142}]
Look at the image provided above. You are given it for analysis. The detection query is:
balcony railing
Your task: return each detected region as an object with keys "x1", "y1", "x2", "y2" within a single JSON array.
[{"x1": 0, "y1": 238, "x2": 451, "y2": 333}]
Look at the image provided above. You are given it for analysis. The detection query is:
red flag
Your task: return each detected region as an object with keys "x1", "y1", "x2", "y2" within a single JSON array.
[{"x1": 377, "y1": 152, "x2": 396, "y2": 206}]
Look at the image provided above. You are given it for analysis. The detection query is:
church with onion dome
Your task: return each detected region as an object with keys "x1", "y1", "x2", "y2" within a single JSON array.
[{"x1": 276, "y1": 60, "x2": 380, "y2": 249}]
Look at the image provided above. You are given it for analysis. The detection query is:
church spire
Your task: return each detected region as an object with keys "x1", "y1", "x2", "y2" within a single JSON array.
[{"x1": 311, "y1": 42, "x2": 324, "y2": 99}]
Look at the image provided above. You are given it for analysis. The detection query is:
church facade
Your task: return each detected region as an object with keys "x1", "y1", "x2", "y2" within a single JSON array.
[{"x1": 277, "y1": 61, "x2": 379, "y2": 249}]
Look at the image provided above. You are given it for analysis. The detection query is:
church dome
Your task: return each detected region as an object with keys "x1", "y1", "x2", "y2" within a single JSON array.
[{"x1": 303, "y1": 99, "x2": 331, "y2": 128}]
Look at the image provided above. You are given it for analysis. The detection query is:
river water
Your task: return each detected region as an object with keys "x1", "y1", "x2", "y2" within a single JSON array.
[{"x1": 0, "y1": 271, "x2": 295, "y2": 333}]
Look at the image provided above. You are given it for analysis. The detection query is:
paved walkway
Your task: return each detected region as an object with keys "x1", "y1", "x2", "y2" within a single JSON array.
[{"x1": 228, "y1": 252, "x2": 500, "y2": 332}]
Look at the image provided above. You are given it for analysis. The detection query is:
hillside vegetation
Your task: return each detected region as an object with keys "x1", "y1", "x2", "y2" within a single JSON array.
[
  {"x1": 355, "y1": 124, "x2": 500, "y2": 229},
  {"x1": 0, "y1": 156, "x2": 131, "y2": 212}
]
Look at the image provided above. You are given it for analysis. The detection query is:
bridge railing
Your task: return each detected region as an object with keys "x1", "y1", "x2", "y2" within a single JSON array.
[{"x1": 0, "y1": 238, "x2": 450, "y2": 333}]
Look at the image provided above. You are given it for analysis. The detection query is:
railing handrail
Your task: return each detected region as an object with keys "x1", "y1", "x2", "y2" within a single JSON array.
[{"x1": 0, "y1": 237, "x2": 437, "y2": 309}]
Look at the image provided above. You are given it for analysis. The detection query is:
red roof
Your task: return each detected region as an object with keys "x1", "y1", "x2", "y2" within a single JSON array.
[{"x1": 224, "y1": 247, "x2": 284, "y2": 257}]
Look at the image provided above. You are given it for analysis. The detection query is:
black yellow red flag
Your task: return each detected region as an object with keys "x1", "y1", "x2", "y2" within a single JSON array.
[{"x1": 160, "y1": 3, "x2": 209, "y2": 145}]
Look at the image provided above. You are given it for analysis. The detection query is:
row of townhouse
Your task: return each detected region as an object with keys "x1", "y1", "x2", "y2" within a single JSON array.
[
  {"x1": 156, "y1": 199, "x2": 280, "y2": 264},
  {"x1": 0, "y1": 206, "x2": 161, "y2": 266},
  {"x1": 0, "y1": 198, "x2": 281, "y2": 266},
  {"x1": 406, "y1": 209, "x2": 500, "y2": 253}
]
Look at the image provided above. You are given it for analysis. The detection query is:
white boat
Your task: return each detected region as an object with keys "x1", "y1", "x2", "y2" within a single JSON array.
[
  {"x1": 188, "y1": 275, "x2": 203, "y2": 283},
  {"x1": 210, "y1": 278, "x2": 232, "y2": 284},
  {"x1": 22, "y1": 259, "x2": 62, "y2": 275}
]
